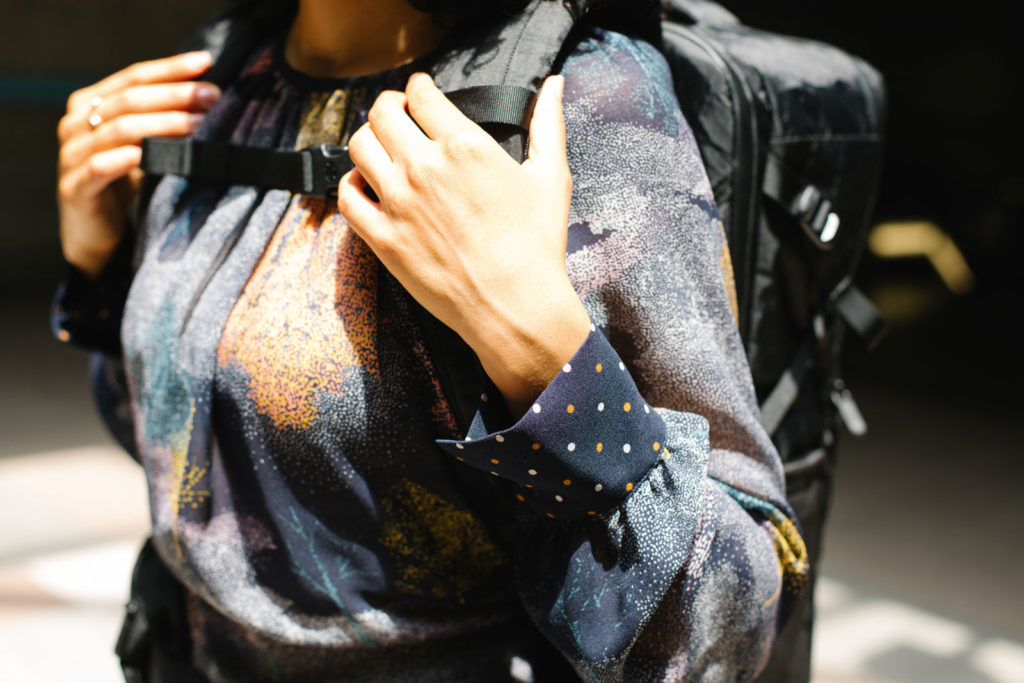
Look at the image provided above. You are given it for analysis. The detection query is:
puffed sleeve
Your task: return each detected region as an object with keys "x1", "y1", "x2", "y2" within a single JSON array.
[{"x1": 436, "y1": 28, "x2": 808, "y2": 681}]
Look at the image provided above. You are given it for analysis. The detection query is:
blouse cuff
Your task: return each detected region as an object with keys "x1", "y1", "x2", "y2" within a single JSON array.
[
  {"x1": 435, "y1": 325, "x2": 667, "y2": 520},
  {"x1": 51, "y1": 234, "x2": 133, "y2": 355}
]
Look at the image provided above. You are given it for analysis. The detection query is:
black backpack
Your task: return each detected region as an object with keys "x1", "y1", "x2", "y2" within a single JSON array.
[
  {"x1": 129, "y1": 1, "x2": 886, "y2": 681},
  {"x1": 655, "y1": 3, "x2": 886, "y2": 680}
]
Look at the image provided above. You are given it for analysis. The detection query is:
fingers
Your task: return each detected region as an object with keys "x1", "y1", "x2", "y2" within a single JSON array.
[
  {"x1": 58, "y1": 81, "x2": 220, "y2": 143},
  {"x1": 347, "y1": 122, "x2": 397, "y2": 201},
  {"x1": 57, "y1": 51, "x2": 220, "y2": 194},
  {"x1": 525, "y1": 75, "x2": 567, "y2": 177},
  {"x1": 367, "y1": 90, "x2": 429, "y2": 162},
  {"x1": 58, "y1": 145, "x2": 143, "y2": 205},
  {"x1": 59, "y1": 111, "x2": 204, "y2": 174},
  {"x1": 405, "y1": 72, "x2": 482, "y2": 141},
  {"x1": 66, "y1": 51, "x2": 213, "y2": 115},
  {"x1": 337, "y1": 169, "x2": 392, "y2": 247}
]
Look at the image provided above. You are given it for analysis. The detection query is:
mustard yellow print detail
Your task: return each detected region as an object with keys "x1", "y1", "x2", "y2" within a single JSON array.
[
  {"x1": 165, "y1": 402, "x2": 203, "y2": 559},
  {"x1": 296, "y1": 89, "x2": 352, "y2": 148},
  {"x1": 719, "y1": 221, "x2": 740, "y2": 325},
  {"x1": 769, "y1": 514, "x2": 810, "y2": 595},
  {"x1": 379, "y1": 480, "x2": 507, "y2": 605}
]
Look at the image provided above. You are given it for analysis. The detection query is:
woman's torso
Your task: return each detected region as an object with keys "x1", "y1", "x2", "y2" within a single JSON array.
[{"x1": 120, "y1": 26, "x2": 690, "y2": 682}]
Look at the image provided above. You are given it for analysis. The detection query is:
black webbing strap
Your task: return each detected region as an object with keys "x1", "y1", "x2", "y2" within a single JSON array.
[
  {"x1": 141, "y1": 139, "x2": 352, "y2": 196},
  {"x1": 139, "y1": 85, "x2": 536, "y2": 197},
  {"x1": 446, "y1": 85, "x2": 537, "y2": 128},
  {"x1": 759, "y1": 339, "x2": 812, "y2": 436},
  {"x1": 760, "y1": 282, "x2": 886, "y2": 435}
]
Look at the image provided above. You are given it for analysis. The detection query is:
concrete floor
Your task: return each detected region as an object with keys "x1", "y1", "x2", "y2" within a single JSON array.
[{"x1": 1, "y1": 292, "x2": 1022, "y2": 682}]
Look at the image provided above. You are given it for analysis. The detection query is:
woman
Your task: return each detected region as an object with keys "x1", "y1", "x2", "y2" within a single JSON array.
[{"x1": 55, "y1": 0, "x2": 807, "y2": 680}]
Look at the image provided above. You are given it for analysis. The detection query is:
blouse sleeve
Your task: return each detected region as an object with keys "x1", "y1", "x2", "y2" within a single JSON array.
[
  {"x1": 51, "y1": 232, "x2": 134, "y2": 356},
  {"x1": 435, "y1": 28, "x2": 808, "y2": 681},
  {"x1": 52, "y1": 234, "x2": 138, "y2": 458}
]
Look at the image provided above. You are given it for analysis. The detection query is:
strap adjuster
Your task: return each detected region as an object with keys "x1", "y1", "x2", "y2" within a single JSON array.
[{"x1": 793, "y1": 185, "x2": 840, "y2": 247}]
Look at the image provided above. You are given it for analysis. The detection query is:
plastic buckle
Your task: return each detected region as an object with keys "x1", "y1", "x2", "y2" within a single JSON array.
[
  {"x1": 794, "y1": 185, "x2": 840, "y2": 248},
  {"x1": 301, "y1": 144, "x2": 351, "y2": 198},
  {"x1": 830, "y1": 378, "x2": 867, "y2": 436}
]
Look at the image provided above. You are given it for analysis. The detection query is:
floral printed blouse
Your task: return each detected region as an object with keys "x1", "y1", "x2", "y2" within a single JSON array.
[{"x1": 54, "y1": 26, "x2": 807, "y2": 683}]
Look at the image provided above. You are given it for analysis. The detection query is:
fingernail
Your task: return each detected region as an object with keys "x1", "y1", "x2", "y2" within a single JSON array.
[
  {"x1": 409, "y1": 72, "x2": 432, "y2": 86},
  {"x1": 551, "y1": 75, "x2": 565, "y2": 98},
  {"x1": 186, "y1": 51, "x2": 213, "y2": 70},
  {"x1": 188, "y1": 113, "x2": 205, "y2": 128},
  {"x1": 196, "y1": 84, "x2": 221, "y2": 107}
]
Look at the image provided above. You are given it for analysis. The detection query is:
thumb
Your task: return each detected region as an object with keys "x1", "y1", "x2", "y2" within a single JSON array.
[{"x1": 526, "y1": 75, "x2": 566, "y2": 172}]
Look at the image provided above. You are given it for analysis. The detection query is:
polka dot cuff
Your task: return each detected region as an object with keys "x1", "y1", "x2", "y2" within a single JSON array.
[{"x1": 436, "y1": 325, "x2": 668, "y2": 520}]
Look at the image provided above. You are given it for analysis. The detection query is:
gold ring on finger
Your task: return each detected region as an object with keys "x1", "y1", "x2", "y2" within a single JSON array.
[{"x1": 87, "y1": 95, "x2": 104, "y2": 130}]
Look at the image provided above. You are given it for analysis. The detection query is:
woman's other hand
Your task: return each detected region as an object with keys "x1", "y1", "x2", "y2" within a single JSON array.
[
  {"x1": 338, "y1": 73, "x2": 590, "y2": 417},
  {"x1": 57, "y1": 51, "x2": 220, "y2": 278}
]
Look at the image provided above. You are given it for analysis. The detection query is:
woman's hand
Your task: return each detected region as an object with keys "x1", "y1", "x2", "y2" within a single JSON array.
[
  {"x1": 57, "y1": 51, "x2": 221, "y2": 278},
  {"x1": 338, "y1": 73, "x2": 590, "y2": 416}
]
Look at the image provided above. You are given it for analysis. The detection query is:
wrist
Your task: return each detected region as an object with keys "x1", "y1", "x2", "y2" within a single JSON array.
[
  {"x1": 59, "y1": 207, "x2": 124, "y2": 280},
  {"x1": 466, "y1": 280, "x2": 591, "y2": 417},
  {"x1": 62, "y1": 237, "x2": 120, "y2": 280}
]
